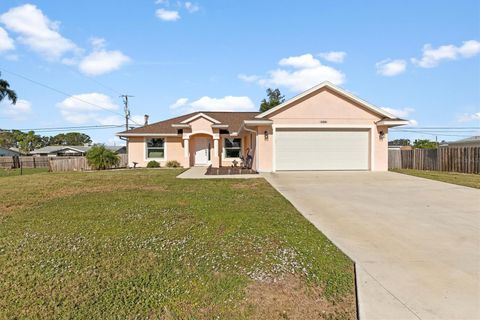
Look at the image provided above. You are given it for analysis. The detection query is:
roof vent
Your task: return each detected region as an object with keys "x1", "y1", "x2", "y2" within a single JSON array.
[{"x1": 144, "y1": 114, "x2": 149, "y2": 126}]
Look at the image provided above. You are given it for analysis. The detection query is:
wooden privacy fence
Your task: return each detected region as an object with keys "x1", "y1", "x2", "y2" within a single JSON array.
[
  {"x1": 49, "y1": 154, "x2": 128, "y2": 172},
  {"x1": 0, "y1": 156, "x2": 50, "y2": 169},
  {"x1": 389, "y1": 147, "x2": 480, "y2": 174}
]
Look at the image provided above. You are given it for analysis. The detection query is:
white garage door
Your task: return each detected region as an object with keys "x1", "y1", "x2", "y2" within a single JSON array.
[{"x1": 275, "y1": 129, "x2": 370, "y2": 171}]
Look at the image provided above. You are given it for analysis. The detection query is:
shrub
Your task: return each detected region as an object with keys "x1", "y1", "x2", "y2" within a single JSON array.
[
  {"x1": 166, "y1": 160, "x2": 181, "y2": 168},
  {"x1": 147, "y1": 160, "x2": 160, "y2": 168},
  {"x1": 85, "y1": 145, "x2": 120, "y2": 170}
]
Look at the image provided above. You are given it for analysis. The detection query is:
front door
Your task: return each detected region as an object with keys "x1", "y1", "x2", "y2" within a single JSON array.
[{"x1": 194, "y1": 137, "x2": 210, "y2": 166}]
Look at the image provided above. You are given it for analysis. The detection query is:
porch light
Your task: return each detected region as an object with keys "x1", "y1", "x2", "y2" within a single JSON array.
[
  {"x1": 264, "y1": 130, "x2": 269, "y2": 141},
  {"x1": 379, "y1": 130, "x2": 385, "y2": 140}
]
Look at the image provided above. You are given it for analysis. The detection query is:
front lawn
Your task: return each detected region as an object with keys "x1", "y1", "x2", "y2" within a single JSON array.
[
  {"x1": 392, "y1": 169, "x2": 480, "y2": 189},
  {"x1": 0, "y1": 170, "x2": 355, "y2": 319}
]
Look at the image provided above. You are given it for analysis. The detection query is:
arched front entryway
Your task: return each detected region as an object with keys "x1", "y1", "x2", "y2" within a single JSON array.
[{"x1": 186, "y1": 133, "x2": 217, "y2": 167}]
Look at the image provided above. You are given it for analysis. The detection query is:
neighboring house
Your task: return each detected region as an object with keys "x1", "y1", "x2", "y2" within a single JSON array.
[
  {"x1": 441, "y1": 136, "x2": 480, "y2": 148},
  {"x1": 0, "y1": 146, "x2": 20, "y2": 157},
  {"x1": 388, "y1": 145, "x2": 413, "y2": 150},
  {"x1": 106, "y1": 145, "x2": 127, "y2": 154},
  {"x1": 117, "y1": 82, "x2": 408, "y2": 172},
  {"x1": 30, "y1": 145, "x2": 126, "y2": 157}
]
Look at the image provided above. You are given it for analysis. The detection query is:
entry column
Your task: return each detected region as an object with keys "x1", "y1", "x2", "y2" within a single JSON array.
[
  {"x1": 183, "y1": 138, "x2": 190, "y2": 168},
  {"x1": 212, "y1": 137, "x2": 220, "y2": 168}
]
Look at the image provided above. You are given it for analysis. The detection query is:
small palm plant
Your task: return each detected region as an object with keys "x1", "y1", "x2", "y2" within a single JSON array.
[{"x1": 85, "y1": 145, "x2": 120, "y2": 170}]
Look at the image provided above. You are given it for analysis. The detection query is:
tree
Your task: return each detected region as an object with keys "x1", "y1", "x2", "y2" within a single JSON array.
[
  {"x1": 85, "y1": 144, "x2": 120, "y2": 170},
  {"x1": 0, "y1": 130, "x2": 91, "y2": 150},
  {"x1": 413, "y1": 139, "x2": 438, "y2": 149},
  {"x1": 0, "y1": 72, "x2": 17, "y2": 104},
  {"x1": 16, "y1": 131, "x2": 45, "y2": 153},
  {"x1": 50, "y1": 132, "x2": 92, "y2": 146},
  {"x1": 259, "y1": 88, "x2": 285, "y2": 112},
  {"x1": 388, "y1": 139, "x2": 411, "y2": 146}
]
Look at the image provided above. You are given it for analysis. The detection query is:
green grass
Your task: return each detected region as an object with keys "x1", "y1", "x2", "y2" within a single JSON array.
[
  {"x1": 392, "y1": 169, "x2": 480, "y2": 189},
  {"x1": 0, "y1": 167, "x2": 49, "y2": 177},
  {"x1": 0, "y1": 170, "x2": 355, "y2": 319}
]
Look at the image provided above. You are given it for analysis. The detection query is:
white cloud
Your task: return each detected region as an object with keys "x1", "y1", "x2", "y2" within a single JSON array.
[
  {"x1": 185, "y1": 2, "x2": 200, "y2": 13},
  {"x1": 57, "y1": 93, "x2": 119, "y2": 124},
  {"x1": 0, "y1": 27, "x2": 14, "y2": 52},
  {"x1": 376, "y1": 59, "x2": 407, "y2": 76},
  {"x1": 408, "y1": 119, "x2": 418, "y2": 126},
  {"x1": 279, "y1": 53, "x2": 320, "y2": 68},
  {"x1": 156, "y1": 8, "x2": 180, "y2": 21},
  {"x1": 381, "y1": 107, "x2": 414, "y2": 118},
  {"x1": 457, "y1": 112, "x2": 480, "y2": 123},
  {"x1": 411, "y1": 40, "x2": 480, "y2": 68},
  {"x1": 170, "y1": 96, "x2": 255, "y2": 112},
  {"x1": 190, "y1": 96, "x2": 255, "y2": 111},
  {"x1": 0, "y1": 4, "x2": 77, "y2": 60},
  {"x1": 238, "y1": 74, "x2": 259, "y2": 82},
  {"x1": 170, "y1": 97, "x2": 189, "y2": 109},
  {"x1": 0, "y1": 99, "x2": 32, "y2": 120},
  {"x1": 244, "y1": 53, "x2": 345, "y2": 92},
  {"x1": 89, "y1": 37, "x2": 106, "y2": 50},
  {"x1": 79, "y1": 50, "x2": 130, "y2": 76},
  {"x1": 318, "y1": 51, "x2": 346, "y2": 63}
]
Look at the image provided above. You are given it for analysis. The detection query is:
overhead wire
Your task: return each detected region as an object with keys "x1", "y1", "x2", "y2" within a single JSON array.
[{"x1": 0, "y1": 67, "x2": 142, "y2": 127}]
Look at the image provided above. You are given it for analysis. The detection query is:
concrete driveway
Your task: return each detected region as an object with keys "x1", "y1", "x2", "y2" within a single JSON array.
[{"x1": 263, "y1": 171, "x2": 480, "y2": 320}]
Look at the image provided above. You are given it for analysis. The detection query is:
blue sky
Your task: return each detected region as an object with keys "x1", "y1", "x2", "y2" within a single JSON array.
[{"x1": 0, "y1": 0, "x2": 479, "y2": 144}]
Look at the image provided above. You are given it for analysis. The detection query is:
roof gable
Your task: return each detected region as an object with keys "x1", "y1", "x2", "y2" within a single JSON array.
[
  {"x1": 180, "y1": 113, "x2": 221, "y2": 124},
  {"x1": 256, "y1": 81, "x2": 399, "y2": 120},
  {"x1": 117, "y1": 111, "x2": 260, "y2": 136}
]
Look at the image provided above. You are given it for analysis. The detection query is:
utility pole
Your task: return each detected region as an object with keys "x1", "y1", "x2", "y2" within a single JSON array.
[
  {"x1": 120, "y1": 95, "x2": 133, "y2": 153},
  {"x1": 120, "y1": 94, "x2": 133, "y2": 133}
]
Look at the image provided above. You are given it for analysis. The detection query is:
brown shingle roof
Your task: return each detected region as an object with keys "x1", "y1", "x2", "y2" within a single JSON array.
[{"x1": 118, "y1": 111, "x2": 260, "y2": 135}]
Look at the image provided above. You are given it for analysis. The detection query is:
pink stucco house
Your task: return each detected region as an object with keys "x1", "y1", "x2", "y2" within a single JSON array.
[{"x1": 117, "y1": 82, "x2": 408, "y2": 172}]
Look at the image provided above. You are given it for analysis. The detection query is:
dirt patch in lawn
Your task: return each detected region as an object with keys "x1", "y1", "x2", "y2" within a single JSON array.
[
  {"x1": 242, "y1": 275, "x2": 356, "y2": 320},
  {"x1": 231, "y1": 181, "x2": 263, "y2": 189}
]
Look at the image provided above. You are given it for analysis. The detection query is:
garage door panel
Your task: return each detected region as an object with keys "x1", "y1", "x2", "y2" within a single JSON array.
[{"x1": 275, "y1": 130, "x2": 369, "y2": 171}]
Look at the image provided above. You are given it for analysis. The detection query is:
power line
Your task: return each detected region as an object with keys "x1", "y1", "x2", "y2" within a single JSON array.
[
  {"x1": 1, "y1": 68, "x2": 142, "y2": 127},
  {"x1": 2, "y1": 124, "x2": 123, "y2": 131},
  {"x1": 59, "y1": 63, "x2": 123, "y2": 96},
  {"x1": 390, "y1": 130, "x2": 473, "y2": 138},
  {"x1": 0, "y1": 125, "x2": 129, "y2": 133},
  {"x1": 393, "y1": 126, "x2": 480, "y2": 130}
]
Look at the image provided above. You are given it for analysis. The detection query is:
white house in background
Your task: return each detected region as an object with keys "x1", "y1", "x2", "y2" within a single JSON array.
[{"x1": 30, "y1": 145, "x2": 126, "y2": 157}]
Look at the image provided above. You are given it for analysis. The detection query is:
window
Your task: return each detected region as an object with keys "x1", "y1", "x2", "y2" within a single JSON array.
[
  {"x1": 146, "y1": 138, "x2": 165, "y2": 158},
  {"x1": 224, "y1": 138, "x2": 242, "y2": 158}
]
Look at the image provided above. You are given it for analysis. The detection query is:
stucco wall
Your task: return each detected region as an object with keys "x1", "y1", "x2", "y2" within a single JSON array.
[
  {"x1": 374, "y1": 126, "x2": 389, "y2": 171},
  {"x1": 256, "y1": 126, "x2": 273, "y2": 172},
  {"x1": 256, "y1": 88, "x2": 388, "y2": 172},
  {"x1": 127, "y1": 136, "x2": 184, "y2": 167},
  {"x1": 269, "y1": 88, "x2": 382, "y2": 124}
]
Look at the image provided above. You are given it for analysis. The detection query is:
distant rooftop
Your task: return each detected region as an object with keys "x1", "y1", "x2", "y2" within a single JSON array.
[{"x1": 30, "y1": 145, "x2": 126, "y2": 154}]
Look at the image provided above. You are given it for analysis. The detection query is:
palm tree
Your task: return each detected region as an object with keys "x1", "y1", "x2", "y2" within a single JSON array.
[{"x1": 0, "y1": 72, "x2": 17, "y2": 104}]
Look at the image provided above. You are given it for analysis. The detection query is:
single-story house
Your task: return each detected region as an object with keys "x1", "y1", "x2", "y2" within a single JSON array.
[
  {"x1": 117, "y1": 82, "x2": 408, "y2": 172},
  {"x1": 441, "y1": 136, "x2": 480, "y2": 148},
  {"x1": 30, "y1": 145, "x2": 126, "y2": 157},
  {"x1": 0, "y1": 146, "x2": 20, "y2": 157}
]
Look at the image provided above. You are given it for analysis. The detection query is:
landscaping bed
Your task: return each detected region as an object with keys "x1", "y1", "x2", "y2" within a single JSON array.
[{"x1": 206, "y1": 166, "x2": 258, "y2": 175}]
